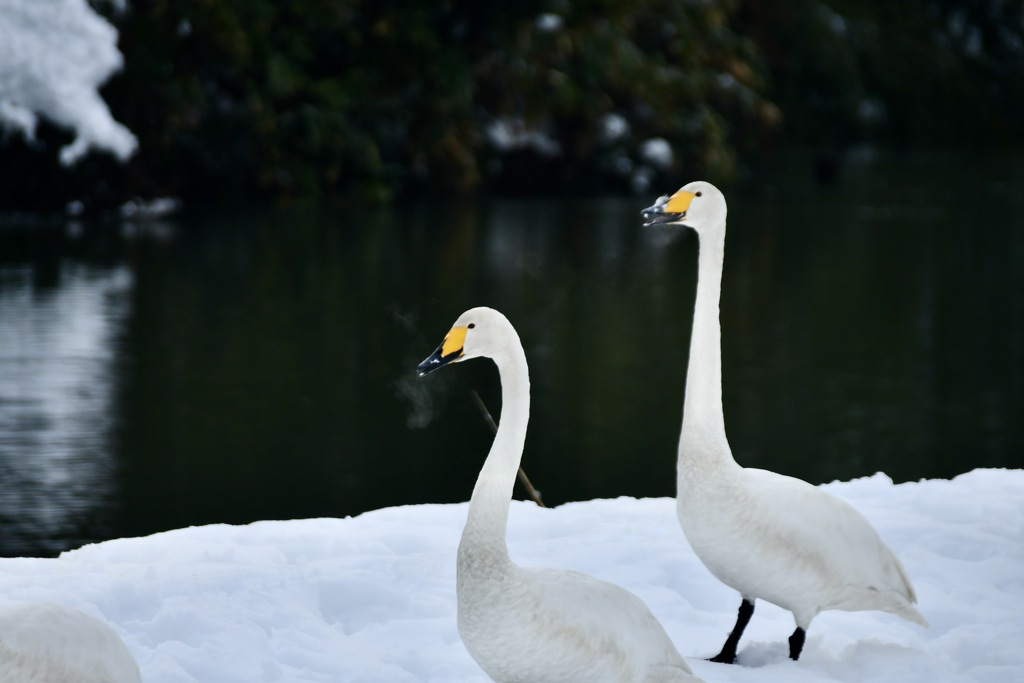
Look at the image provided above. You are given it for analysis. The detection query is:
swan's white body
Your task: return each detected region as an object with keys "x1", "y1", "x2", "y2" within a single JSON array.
[
  {"x1": 0, "y1": 602, "x2": 141, "y2": 683},
  {"x1": 677, "y1": 465, "x2": 926, "y2": 630},
  {"x1": 643, "y1": 181, "x2": 926, "y2": 661},
  {"x1": 419, "y1": 307, "x2": 702, "y2": 683}
]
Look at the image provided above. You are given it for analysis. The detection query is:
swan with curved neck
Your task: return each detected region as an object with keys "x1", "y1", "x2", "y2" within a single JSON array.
[
  {"x1": 418, "y1": 307, "x2": 703, "y2": 683},
  {"x1": 0, "y1": 602, "x2": 142, "y2": 682},
  {"x1": 642, "y1": 181, "x2": 927, "y2": 663}
]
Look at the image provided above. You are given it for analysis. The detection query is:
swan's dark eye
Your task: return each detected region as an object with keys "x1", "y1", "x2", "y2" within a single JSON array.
[
  {"x1": 468, "y1": 323, "x2": 475, "y2": 329},
  {"x1": 696, "y1": 191, "x2": 703, "y2": 197}
]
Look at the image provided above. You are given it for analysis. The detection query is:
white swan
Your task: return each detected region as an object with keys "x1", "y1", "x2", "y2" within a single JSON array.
[
  {"x1": 0, "y1": 601, "x2": 142, "y2": 682},
  {"x1": 641, "y1": 181, "x2": 928, "y2": 663},
  {"x1": 418, "y1": 307, "x2": 703, "y2": 683}
]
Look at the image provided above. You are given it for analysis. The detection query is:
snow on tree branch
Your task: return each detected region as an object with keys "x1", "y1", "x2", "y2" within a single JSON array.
[{"x1": 0, "y1": 0, "x2": 136, "y2": 165}]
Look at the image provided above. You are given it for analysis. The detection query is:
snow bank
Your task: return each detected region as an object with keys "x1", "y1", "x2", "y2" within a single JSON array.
[
  {"x1": 0, "y1": 0, "x2": 136, "y2": 164},
  {"x1": 0, "y1": 470, "x2": 1021, "y2": 682}
]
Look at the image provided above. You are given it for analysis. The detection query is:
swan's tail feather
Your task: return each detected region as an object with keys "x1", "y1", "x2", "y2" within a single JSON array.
[
  {"x1": 888, "y1": 549, "x2": 918, "y2": 603},
  {"x1": 893, "y1": 602, "x2": 930, "y2": 628},
  {"x1": 884, "y1": 548, "x2": 928, "y2": 626}
]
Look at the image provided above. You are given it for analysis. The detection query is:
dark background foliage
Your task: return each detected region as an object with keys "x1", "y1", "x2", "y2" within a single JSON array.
[{"x1": 2, "y1": 0, "x2": 1023, "y2": 213}]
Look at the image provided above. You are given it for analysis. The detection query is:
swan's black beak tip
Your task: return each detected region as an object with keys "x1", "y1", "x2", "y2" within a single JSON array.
[
  {"x1": 641, "y1": 194, "x2": 684, "y2": 226},
  {"x1": 417, "y1": 343, "x2": 461, "y2": 376},
  {"x1": 417, "y1": 352, "x2": 443, "y2": 376},
  {"x1": 641, "y1": 206, "x2": 684, "y2": 226}
]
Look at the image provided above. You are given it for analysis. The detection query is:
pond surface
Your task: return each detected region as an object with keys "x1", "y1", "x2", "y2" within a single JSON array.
[{"x1": 1, "y1": 150, "x2": 1022, "y2": 557}]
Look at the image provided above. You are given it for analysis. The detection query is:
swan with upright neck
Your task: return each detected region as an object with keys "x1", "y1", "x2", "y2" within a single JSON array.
[
  {"x1": 418, "y1": 307, "x2": 703, "y2": 683},
  {"x1": 641, "y1": 181, "x2": 927, "y2": 663}
]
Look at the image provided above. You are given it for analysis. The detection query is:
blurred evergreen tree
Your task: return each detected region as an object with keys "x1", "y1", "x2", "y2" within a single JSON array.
[
  {"x1": 107, "y1": 0, "x2": 773, "y2": 204},
  {"x1": 738, "y1": 0, "x2": 1024, "y2": 146},
  {"x1": 1, "y1": 0, "x2": 1022, "y2": 211}
]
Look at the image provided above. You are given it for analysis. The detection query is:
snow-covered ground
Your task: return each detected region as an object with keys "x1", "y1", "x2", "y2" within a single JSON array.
[{"x1": 0, "y1": 469, "x2": 1020, "y2": 682}]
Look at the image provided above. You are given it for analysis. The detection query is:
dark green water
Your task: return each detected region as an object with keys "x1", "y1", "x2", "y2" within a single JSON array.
[{"x1": 1, "y1": 150, "x2": 1022, "y2": 556}]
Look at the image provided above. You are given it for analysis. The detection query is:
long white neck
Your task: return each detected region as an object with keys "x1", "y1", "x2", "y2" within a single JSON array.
[
  {"x1": 458, "y1": 346, "x2": 530, "y2": 566},
  {"x1": 678, "y1": 222, "x2": 735, "y2": 473}
]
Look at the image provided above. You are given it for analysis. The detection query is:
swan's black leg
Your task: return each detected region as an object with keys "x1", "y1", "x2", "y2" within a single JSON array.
[
  {"x1": 788, "y1": 626, "x2": 806, "y2": 660},
  {"x1": 709, "y1": 598, "x2": 754, "y2": 664}
]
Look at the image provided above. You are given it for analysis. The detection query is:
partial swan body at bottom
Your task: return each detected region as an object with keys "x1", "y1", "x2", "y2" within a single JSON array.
[
  {"x1": 0, "y1": 602, "x2": 142, "y2": 683},
  {"x1": 418, "y1": 306, "x2": 703, "y2": 683}
]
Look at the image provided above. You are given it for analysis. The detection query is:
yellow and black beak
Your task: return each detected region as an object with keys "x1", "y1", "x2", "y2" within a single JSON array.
[
  {"x1": 641, "y1": 190, "x2": 696, "y2": 226},
  {"x1": 417, "y1": 326, "x2": 469, "y2": 376}
]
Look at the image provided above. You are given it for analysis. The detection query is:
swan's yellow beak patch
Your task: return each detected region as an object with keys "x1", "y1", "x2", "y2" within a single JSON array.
[
  {"x1": 666, "y1": 191, "x2": 696, "y2": 214},
  {"x1": 442, "y1": 326, "x2": 469, "y2": 358}
]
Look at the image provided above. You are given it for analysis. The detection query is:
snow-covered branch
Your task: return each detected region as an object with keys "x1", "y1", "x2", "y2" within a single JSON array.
[{"x1": 0, "y1": 0, "x2": 136, "y2": 165}]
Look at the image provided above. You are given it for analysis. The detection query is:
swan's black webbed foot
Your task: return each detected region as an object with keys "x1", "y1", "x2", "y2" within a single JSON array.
[
  {"x1": 788, "y1": 627, "x2": 806, "y2": 660},
  {"x1": 708, "y1": 598, "x2": 754, "y2": 664}
]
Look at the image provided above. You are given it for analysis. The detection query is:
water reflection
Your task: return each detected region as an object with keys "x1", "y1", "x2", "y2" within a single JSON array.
[
  {"x1": 0, "y1": 262, "x2": 131, "y2": 556},
  {"x1": 1, "y1": 151, "x2": 1022, "y2": 558}
]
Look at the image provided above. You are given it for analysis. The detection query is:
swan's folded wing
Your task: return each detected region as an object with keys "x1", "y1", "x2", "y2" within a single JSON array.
[
  {"x1": 520, "y1": 567, "x2": 696, "y2": 679},
  {"x1": 737, "y1": 469, "x2": 921, "y2": 610}
]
